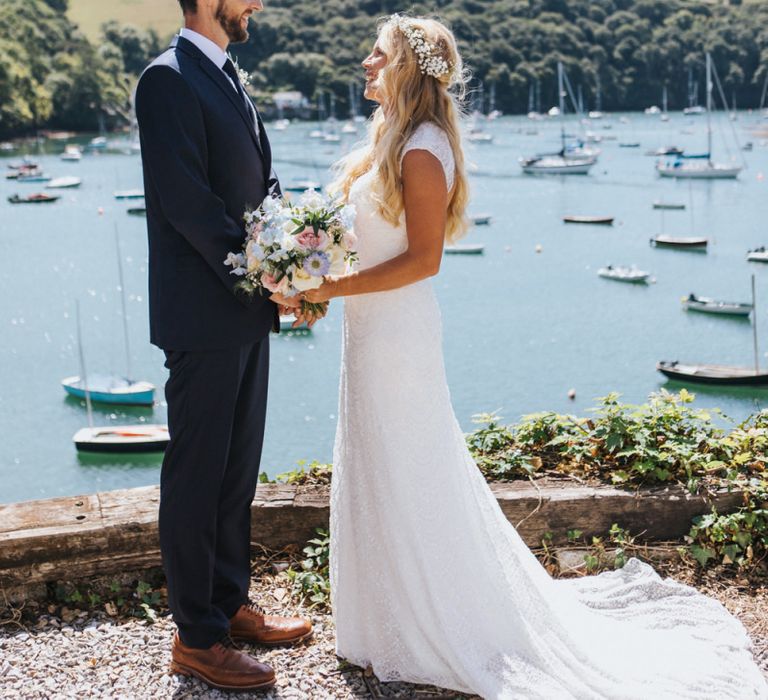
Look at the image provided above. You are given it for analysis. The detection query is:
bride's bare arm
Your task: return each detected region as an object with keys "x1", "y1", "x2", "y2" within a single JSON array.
[{"x1": 303, "y1": 150, "x2": 448, "y2": 302}]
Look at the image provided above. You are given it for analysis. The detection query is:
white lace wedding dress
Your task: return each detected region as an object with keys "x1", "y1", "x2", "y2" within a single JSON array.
[{"x1": 329, "y1": 122, "x2": 767, "y2": 699}]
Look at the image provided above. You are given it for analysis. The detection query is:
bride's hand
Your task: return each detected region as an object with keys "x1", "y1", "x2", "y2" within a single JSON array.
[{"x1": 303, "y1": 277, "x2": 339, "y2": 304}]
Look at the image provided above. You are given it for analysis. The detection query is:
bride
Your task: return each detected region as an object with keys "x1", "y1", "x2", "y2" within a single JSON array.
[{"x1": 303, "y1": 14, "x2": 767, "y2": 699}]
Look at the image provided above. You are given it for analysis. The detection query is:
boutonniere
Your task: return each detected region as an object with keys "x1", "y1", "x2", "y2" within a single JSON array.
[{"x1": 227, "y1": 53, "x2": 251, "y2": 87}]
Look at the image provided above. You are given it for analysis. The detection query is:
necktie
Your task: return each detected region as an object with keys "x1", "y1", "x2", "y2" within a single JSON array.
[
  {"x1": 223, "y1": 59, "x2": 261, "y2": 142},
  {"x1": 224, "y1": 59, "x2": 250, "y2": 106}
]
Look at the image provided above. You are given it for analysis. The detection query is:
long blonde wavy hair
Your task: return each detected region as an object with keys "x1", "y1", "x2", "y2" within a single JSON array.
[{"x1": 331, "y1": 15, "x2": 470, "y2": 243}]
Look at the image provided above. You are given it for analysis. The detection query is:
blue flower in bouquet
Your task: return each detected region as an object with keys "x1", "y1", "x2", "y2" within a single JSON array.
[{"x1": 303, "y1": 252, "x2": 331, "y2": 277}]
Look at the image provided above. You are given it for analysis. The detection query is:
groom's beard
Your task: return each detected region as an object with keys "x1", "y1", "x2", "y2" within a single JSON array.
[{"x1": 215, "y1": 0, "x2": 249, "y2": 44}]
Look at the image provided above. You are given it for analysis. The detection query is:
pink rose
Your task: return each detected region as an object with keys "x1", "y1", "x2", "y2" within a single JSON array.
[
  {"x1": 295, "y1": 226, "x2": 330, "y2": 251},
  {"x1": 261, "y1": 273, "x2": 282, "y2": 293}
]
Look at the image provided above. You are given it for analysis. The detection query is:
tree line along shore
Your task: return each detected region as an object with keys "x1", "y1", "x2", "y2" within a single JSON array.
[{"x1": 2, "y1": 0, "x2": 768, "y2": 139}]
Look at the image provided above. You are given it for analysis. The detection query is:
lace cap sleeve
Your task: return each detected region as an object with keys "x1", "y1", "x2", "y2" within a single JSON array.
[{"x1": 400, "y1": 122, "x2": 455, "y2": 191}]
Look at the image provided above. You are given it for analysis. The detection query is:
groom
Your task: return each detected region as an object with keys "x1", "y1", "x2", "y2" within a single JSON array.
[{"x1": 135, "y1": 0, "x2": 311, "y2": 691}]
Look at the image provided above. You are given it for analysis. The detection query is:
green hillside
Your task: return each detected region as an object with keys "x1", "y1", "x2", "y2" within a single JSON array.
[{"x1": 68, "y1": 0, "x2": 179, "y2": 41}]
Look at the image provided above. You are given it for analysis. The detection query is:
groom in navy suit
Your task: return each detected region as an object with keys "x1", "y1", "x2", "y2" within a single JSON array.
[{"x1": 136, "y1": 0, "x2": 311, "y2": 691}]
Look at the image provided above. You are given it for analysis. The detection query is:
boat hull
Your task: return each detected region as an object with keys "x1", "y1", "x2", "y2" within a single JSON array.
[
  {"x1": 657, "y1": 165, "x2": 741, "y2": 179},
  {"x1": 651, "y1": 237, "x2": 708, "y2": 249},
  {"x1": 564, "y1": 216, "x2": 614, "y2": 225},
  {"x1": 521, "y1": 161, "x2": 594, "y2": 175},
  {"x1": 445, "y1": 245, "x2": 485, "y2": 255},
  {"x1": 657, "y1": 362, "x2": 768, "y2": 386},
  {"x1": 683, "y1": 302, "x2": 751, "y2": 317},
  {"x1": 62, "y1": 376, "x2": 155, "y2": 406},
  {"x1": 73, "y1": 425, "x2": 169, "y2": 453}
]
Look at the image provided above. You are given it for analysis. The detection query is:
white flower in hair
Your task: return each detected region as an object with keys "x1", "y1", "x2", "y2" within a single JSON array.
[{"x1": 390, "y1": 14, "x2": 453, "y2": 80}]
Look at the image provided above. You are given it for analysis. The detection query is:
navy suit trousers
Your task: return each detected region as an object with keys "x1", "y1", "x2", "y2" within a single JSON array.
[{"x1": 159, "y1": 338, "x2": 269, "y2": 648}]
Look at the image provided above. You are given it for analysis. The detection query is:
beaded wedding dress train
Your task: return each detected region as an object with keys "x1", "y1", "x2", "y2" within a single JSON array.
[{"x1": 329, "y1": 123, "x2": 767, "y2": 699}]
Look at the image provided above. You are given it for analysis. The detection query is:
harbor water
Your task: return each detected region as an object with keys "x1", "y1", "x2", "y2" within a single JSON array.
[{"x1": 2, "y1": 112, "x2": 768, "y2": 504}]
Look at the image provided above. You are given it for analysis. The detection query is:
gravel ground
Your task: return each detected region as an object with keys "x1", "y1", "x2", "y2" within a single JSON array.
[{"x1": 1, "y1": 553, "x2": 766, "y2": 699}]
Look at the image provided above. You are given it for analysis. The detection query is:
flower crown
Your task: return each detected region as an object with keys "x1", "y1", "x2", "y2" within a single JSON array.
[{"x1": 390, "y1": 14, "x2": 453, "y2": 80}]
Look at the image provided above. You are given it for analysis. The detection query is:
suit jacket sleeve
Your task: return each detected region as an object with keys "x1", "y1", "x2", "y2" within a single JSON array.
[{"x1": 135, "y1": 65, "x2": 258, "y2": 305}]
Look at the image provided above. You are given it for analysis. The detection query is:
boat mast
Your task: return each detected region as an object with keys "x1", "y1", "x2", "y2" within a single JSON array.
[
  {"x1": 752, "y1": 274, "x2": 760, "y2": 374},
  {"x1": 558, "y1": 62, "x2": 566, "y2": 153},
  {"x1": 115, "y1": 225, "x2": 132, "y2": 380},
  {"x1": 76, "y1": 300, "x2": 94, "y2": 430},
  {"x1": 760, "y1": 71, "x2": 768, "y2": 112},
  {"x1": 706, "y1": 53, "x2": 712, "y2": 164}
]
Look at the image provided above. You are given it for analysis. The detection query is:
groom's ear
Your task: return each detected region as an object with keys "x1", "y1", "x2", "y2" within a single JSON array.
[{"x1": 178, "y1": 0, "x2": 198, "y2": 15}]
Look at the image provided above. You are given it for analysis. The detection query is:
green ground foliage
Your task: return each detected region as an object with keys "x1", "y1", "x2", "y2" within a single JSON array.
[
  {"x1": 266, "y1": 391, "x2": 768, "y2": 574},
  {"x1": 3, "y1": 0, "x2": 768, "y2": 137}
]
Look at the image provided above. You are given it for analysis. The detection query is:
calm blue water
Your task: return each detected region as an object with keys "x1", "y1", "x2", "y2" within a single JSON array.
[{"x1": 2, "y1": 112, "x2": 768, "y2": 504}]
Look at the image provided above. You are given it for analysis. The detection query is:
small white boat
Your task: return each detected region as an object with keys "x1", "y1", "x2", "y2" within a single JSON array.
[
  {"x1": 73, "y1": 425, "x2": 169, "y2": 453},
  {"x1": 747, "y1": 247, "x2": 768, "y2": 263},
  {"x1": 114, "y1": 189, "x2": 144, "y2": 200},
  {"x1": 323, "y1": 133, "x2": 341, "y2": 143},
  {"x1": 0, "y1": 142, "x2": 14, "y2": 152},
  {"x1": 47, "y1": 176, "x2": 82, "y2": 189},
  {"x1": 683, "y1": 106, "x2": 706, "y2": 116},
  {"x1": 598, "y1": 265, "x2": 650, "y2": 283},
  {"x1": 273, "y1": 119, "x2": 290, "y2": 131},
  {"x1": 341, "y1": 122, "x2": 357, "y2": 134},
  {"x1": 657, "y1": 160, "x2": 742, "y2": 179},
  {"x1": 682, "y1": 294, "x2": 752, "y2": 317},
  {"x1": 445, "y1": 244, "x2": 485, "y2": 255},
  {"x1": 279, "y1": 315, "x2": 310, "y2": 332},
  {"x1": 653, "y1": 201, "x2": 686, "y2": 210},
  {"x1": 89, "y1": 136, "x2": 108, "y2": 150},
  {"x1": 468, "y1": 131, "x2": 494, "y2": 143},
  {"x1": 61, "y1": 145, "x2": 82, "y2": 162},
  {"x1": 17, "y1": 172, "x2": 51, "y2": 183},
  {"x1": 471, "y1": 214, "x2": 492, "y2": 226},
  {"x1": 285, "y1": 180, "x2": 321, "y2": 193},
  {"x1": 646, "y1": 146, "x2": 684, "y2": 157},
  {"x1": 520, "y1": 155, "x2": 595, "y2": 175}
]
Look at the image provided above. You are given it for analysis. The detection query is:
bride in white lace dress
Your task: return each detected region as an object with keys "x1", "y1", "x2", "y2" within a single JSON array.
[{"x1": 303, "y1": 15, "x2": 767, "y2": 699}]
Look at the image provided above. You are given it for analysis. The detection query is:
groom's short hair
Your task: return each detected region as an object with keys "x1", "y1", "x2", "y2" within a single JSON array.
[{"x1": 178, "y1": 0, "x2": 197, "y2": 13}]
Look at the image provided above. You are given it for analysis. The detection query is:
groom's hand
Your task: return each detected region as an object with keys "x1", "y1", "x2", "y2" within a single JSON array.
[{"x1": 293, "y1": 303, "x2": 328, "y2": 329}]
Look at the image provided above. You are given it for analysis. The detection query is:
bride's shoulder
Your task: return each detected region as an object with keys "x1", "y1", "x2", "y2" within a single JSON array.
[
  {"x1": 406, "y1": 121, "x2": 450, "y2": 149},
  {"x1": 401, "y1": 122, "x2": 455, "y2": 189}
]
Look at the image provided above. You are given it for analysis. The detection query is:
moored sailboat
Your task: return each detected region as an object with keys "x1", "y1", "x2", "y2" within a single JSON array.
[{"x1": 657, "y1": 55, "x2": 742, "y2": 180}]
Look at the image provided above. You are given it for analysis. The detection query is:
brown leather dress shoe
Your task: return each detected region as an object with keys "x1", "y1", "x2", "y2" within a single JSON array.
[
  {"x1": 229, "y1": 602, "x2": 313, "y2": 646},
  {"x1": 170, "y1": 632, "x2": 276, "y2": 691}
]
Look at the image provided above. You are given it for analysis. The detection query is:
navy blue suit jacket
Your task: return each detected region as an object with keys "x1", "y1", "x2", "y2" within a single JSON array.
[{"x1": 135, "y1": 35, "x2": 279, "y2": 351}]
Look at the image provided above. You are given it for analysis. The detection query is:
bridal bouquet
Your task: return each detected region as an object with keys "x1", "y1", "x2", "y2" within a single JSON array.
[{"x1": 224, "y1": 190, "x2": 357, "y2": 316}]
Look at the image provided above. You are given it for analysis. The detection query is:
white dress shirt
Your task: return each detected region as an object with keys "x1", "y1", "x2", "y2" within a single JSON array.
[{"x1": 179, "y1": 28, "x2": 259, "y2": 137}]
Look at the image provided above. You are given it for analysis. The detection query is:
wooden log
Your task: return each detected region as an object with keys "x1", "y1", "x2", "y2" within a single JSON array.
[{"x1": 0, "y1": 481, "x2": 742, "y2": 591}]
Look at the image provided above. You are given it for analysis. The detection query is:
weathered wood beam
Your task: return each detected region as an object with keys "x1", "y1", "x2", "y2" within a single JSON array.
[{"x1": 0, "y1": 481, "x2": 743, "y2": 590}]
